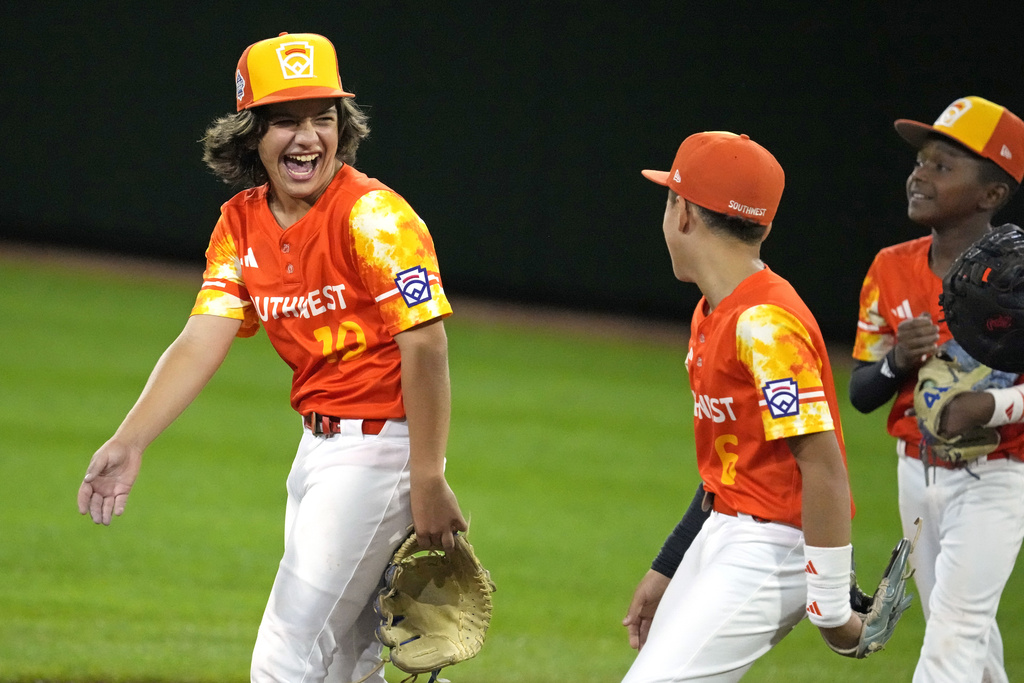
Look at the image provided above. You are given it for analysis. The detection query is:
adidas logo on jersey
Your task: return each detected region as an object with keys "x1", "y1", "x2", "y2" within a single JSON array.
[
  {"x1": 890, "y1": 299, "x2": 912, "y2": 320},
  {"x1": 244, "y1": 248, "x2": 259, "y2": 268}
]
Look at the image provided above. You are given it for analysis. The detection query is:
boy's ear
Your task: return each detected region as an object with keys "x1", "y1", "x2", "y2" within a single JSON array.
[
  {"x1": 679, "y1": 199, "x2": 694, "y2": 233},
  {"x1": 979, "y1": 181, "x2": 1010, "y2": 211}
]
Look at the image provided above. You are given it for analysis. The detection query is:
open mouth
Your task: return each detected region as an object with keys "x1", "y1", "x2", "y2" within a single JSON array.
[{"x1": 283, "y1": 153, "x2": 321, "y2": 179}]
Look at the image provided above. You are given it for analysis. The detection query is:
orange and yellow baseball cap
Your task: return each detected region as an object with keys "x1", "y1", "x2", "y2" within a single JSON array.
[
  {"x1": 895, "y1": 96, "x2": 1024, "y2": 182},
  {"x1": 642, "y1": 131, "x2": 785, "y2": 226},
  {"x1": 235, "y1": 32, "x2": 354, "y2": 111}
]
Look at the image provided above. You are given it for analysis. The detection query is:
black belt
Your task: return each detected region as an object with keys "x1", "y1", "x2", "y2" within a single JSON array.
[{"x1": 303, "y1": 412, "x2": 387, "y2": 436}]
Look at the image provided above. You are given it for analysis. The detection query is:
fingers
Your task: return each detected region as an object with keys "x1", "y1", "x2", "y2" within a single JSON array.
[
  {"x1": 895, "y1": 313, "x2": 940, "y2": 364},
  {"x1": 623, "y1": 580, "x2": 659, "y2": 651},
  {"x1": 627, "y1": 620, "x2": 641, "y2": 650},
  {"x1": 415, "y1": 518, "x2": 466, "y2": 551},
  {"x1": 624, "y1": 616, "x2": 651, "y2": 651},
  {"x1": 76, "y1": 481, "x2": 93, "y2": 516}
]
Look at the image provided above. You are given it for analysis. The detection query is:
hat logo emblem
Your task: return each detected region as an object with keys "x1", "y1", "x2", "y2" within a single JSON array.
[
  {"x1": 935, "y1": 98, "x2": 972, "y2": 127},
  {"x1": 673, "y1": 169, "x2": 682, "y2": 183},
  {"x1": 276, "y1": 41, "x2": 316, "y2": 80},
  {"x1": 235, "y1": 70, "x2": 246, "y2": 102},
  {"x1": 1001, "y1": 144, "x2": 1013, "y2": 160}
]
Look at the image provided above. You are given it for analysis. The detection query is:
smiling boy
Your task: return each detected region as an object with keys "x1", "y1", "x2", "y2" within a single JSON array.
[{"x1": 850, "y1": 96, "x2": 1024, "y2": 682}]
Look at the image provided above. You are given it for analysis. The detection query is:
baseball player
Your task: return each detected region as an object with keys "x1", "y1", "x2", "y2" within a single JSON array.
[
  {"x1": 622, "y1": 132, "x2": 863, "y2": 682},
  {"x1": 76, "y1": 32, "x2": 467, "y2": 683},
  {"x1": 850, "y1": 96, "x2": 1024, "y2": 682}
]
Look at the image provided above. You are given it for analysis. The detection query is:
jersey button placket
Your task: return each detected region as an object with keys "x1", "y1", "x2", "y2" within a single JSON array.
[{"x1": 281, "y1": 240, "x2": 299, "y2": 284}]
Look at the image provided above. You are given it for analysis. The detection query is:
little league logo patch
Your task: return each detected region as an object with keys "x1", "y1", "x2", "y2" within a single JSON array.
[
  {"x1": 395, "y1": 266, "x2": 433, "y2": 307},
  {"x1": 762, "y1": 378, "x2": 800, "y2": 419},
  {"x1": 235, "y1": 70, "x2": 246, "y2": 102},
  {"x1": 276, "y1": 41, "x2": 316, "y2": 80}
]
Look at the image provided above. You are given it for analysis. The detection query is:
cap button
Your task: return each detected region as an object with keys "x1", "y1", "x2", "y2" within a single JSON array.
[
  {"x1": 740, "y1": 134, "x2": 750, "y2": 140},
  {"x1": 278, "y1": 31, "x2": 289, "y2": 36}
]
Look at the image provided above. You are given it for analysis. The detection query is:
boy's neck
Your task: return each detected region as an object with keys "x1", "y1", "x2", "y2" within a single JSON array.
[
  {"x1": 697, "y1": 249, "x2": 765, "y2": 311},
  {"x1": 928, "y1": 215, "x2": 994, "y2": 278}
]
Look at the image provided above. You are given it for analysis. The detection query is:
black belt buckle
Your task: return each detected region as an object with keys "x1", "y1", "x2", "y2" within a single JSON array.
[{"x1": 309, "y1": 411, "x2": 326, "y2": 436}]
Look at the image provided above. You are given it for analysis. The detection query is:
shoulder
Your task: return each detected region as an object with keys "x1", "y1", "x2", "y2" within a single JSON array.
[
  {"x1": 873, "y1": 235, "x2": 931, "y2": 263},
  {"x1": 350, "y1": 189, "x2": 423, "y2": 233},
  {"x1": 736, "y1": 303, "x2": 814, "y2": 340},
  {"x1": 218, "y1": 185, "x2": 268, "y2": 222},
  {"x1": 740, "y1": 269, "x2": 813, "y2": 316}
]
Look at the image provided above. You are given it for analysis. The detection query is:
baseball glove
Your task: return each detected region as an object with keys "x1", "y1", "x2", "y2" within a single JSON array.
[
  {"x1": 940, "y1": 223, "x2": 1024, "y2": 373},
  {"x1": 373, "y1": 529, "x2": 495, "y2": 682},
  {"x1": 826, "y1": 534, "x2": 916, "y2": 658},
  {"x1": 913, "y1": 340, "x2": 1016, "y2": 465}
]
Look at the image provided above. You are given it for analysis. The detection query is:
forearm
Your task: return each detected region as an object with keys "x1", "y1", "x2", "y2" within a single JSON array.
[
  {"x1": 790, "y1": 431, "x2": 852, "y2": 547},
  {"x1": 651, "y1": 482, "x2": 709, "y2": 578},
  {"x1": 114, "y1": 314, "x2": 238, "y2": 452},
  {"x1": 396, "y1": 320, "x2": 452, "y2": 480},
  {"x1": 848, "y1": 354, "x2": 909, "y2": 413},
  {"x1": 791, "y1": 430, "x2": 856, "y2": 632},
  {"x1": 943, "y1": 384, "x2": 1024, "y2": 434}
]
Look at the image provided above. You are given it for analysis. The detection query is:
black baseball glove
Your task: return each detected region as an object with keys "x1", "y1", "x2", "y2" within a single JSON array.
[{"x1": 940, "y1": 223, "x2": 1024, "y2": 373}]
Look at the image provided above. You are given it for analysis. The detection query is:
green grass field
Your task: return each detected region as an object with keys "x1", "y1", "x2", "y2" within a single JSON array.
[{"x1": 0, "y1": 250, "x2": 1021, "y2": 682}]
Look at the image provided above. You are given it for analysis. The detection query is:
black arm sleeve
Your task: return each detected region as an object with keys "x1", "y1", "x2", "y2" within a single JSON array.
[
  {"x1": 848, "y1": 349, "x2": 912, "y2": 413},
  {"x1": 651, "y1": 482, "x2": 710, "y2": 578}
]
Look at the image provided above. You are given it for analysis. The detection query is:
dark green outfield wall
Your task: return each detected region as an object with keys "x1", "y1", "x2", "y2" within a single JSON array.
[{"x1": 3, "y1": 2, "x2": 1023, "y2": 339}]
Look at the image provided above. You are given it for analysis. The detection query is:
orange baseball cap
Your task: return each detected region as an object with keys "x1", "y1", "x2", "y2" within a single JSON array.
[
  {"x1": 642, "y1": 131, "x2": 785, "y2": 226},
  {"x1": 235, "y1": 32, "x2": 354, "y2": 111},
  {"x1": 895, "y1": 96, "x2": 1024, "y2": 182}
]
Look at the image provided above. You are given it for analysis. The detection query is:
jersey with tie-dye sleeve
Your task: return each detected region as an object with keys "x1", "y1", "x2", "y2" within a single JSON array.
[
  {"x1": 191, "y1": 164, "x2": 452, "y2": 418},
  {"x1": 852, "y1": 235, "x2": 1024, "y2": 452},
  {"x1": 687, "y1": 266, "x2": 850, "y2": 528}
]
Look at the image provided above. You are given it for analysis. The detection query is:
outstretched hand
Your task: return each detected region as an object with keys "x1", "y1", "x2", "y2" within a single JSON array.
[
  {"x1": 623, "y1": 569, "x2": 671, "y2": 651},
  {"x1": 77, "y1": 439, "x2": 142, "y2": 525}
]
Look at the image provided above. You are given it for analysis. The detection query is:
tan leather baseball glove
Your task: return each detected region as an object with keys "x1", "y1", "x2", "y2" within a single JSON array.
[{"x1": 373, "y1": 529, "x2": 496, "y2": 682}]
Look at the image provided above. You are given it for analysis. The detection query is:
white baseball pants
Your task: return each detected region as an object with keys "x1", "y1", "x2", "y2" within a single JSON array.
[
  {"x1": 622, "y1": 511, "x2": 808, "y2": 683},
  {"x1": 251, "y1": 419, "x2": 413, "y2": 683},
  {"x1": 897, "y1": 452, "x2": 1024, "y2": 683}
]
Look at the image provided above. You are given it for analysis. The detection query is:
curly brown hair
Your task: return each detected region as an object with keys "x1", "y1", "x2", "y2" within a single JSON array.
[{"x1": 201, "y1": 98, "x2": 370, "y2": 187}]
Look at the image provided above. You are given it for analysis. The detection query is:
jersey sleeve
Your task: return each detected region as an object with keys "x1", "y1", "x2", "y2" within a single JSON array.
[
  {"x1": 349, "y1": 190, "x2": 453, "y2": 335},
  {"x1": 851, "y1": 255, "x2": 894, "y2": 362},
  {"x1": 736, "y1": 304, "x2": 834, "y2": 441},
  {"x1": 190, "y1": 218, "x2": 261, "y2": 338}
]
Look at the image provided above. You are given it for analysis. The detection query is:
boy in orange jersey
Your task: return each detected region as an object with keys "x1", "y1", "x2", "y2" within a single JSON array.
[
  {"x1": 77, "y1": 33, "x2": 466, "y2": 683},
  {"x1": 621, "y1": 131, "x2": 865, "y2": 681},
  {"x1": 851, "y1": 96, "x2": 1024, "y2": 683}
]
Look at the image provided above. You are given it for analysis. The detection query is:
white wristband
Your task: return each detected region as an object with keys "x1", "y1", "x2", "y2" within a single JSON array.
[
  {"x1": 804, "y1": 544, "x2": 853, "y2": 628},
  {"x1": 984, "y1": 386, "x2": 1024, "y2": 427}
]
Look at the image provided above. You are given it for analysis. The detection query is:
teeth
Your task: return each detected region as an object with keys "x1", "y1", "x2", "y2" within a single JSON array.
[{"x1": 289, "y1": 154, "x2": 319, "y2": 162}]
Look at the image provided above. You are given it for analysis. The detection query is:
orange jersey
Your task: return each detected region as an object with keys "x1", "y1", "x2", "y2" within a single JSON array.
[
  {"x1": 852, "y1": 236, "x2": 1024, "y2": 451},
  {"x1": 191, "y1": 164, "x2": 452, "y2": 418},
  {"x1": 687, "y1": 267, "x2": 849, "y2": 529}
]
